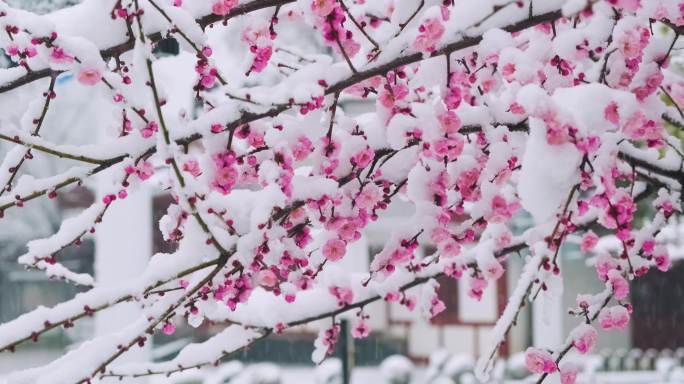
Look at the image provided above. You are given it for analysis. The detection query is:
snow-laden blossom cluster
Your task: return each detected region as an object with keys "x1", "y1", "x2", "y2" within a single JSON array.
[{"x1": 0, "y1": 0, "x2": 682, "y2": 383}]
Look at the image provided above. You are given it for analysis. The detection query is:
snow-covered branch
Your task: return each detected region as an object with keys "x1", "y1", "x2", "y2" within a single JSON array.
[
  {"x1": 0, "y1": 0, "x2": 296, "y2": 94},
  {"x1": 0, "y1": 0, "x2": 683, "y2": 383}
]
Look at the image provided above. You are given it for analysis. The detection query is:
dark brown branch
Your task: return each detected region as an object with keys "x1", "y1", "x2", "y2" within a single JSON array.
[
  {"x1": 133, "y1": 0, "x2": 233, "y2": 260},
  {"x1": 658, "y1": 33, "x2": 679, "y2": 68},
  {"x1": 325, "y1": 92, "x2": 340, "y2": 156},
  {"x1": 101, "y1": 331, "x2": 272, "y2": 379},
  {"x1": 660, "y1": 19, "x2": 684, "y2": 36},
  {"x1": 479, "y1": 184, "x2": 579, "y2": 372},
  {"x1": 535, "y1": 293, "x2": 613, "y2": 384},
  {"x1": 329, "y1": 8, "x2": 564, "y2": 94},
  {"x1": 334, "y1": 34, "x2": 358, "y2": 74},
  {"x1": 3, "y1": 8, "x2": 572, "y2": 205},
  {"x1": 0, "y1": 258, "x2": 219, "y2": 354},
  {"x1": 0, "y1": 132, "x2": 107, "y2": 165},
  {"x1": 618, "y1": 150, "x2": 684, "y2": 181},
  {"x1": 88, "y1": 184, "x2": 657, "y2": 380},
  {"x1": 0, "y1": 0, "x2": 296, "y2": 94},
  {"x1": 2, "y1": 8, "x2": 680, "y2": 228},
  {"x1": 664, "y1": 114, "x2": 684, "y2": 131},
  {"x1": 83, "y1": 263, "x2": 226, "y2": 383},
  {"x1": 77, "y1": 4, "x2": 237, "y2": 379},
  {"x1": 339, "y1": 0, "x2": 379, "y2": 50},
  {"x1": 146, "y1": 0, "x2": 227, "y2": 86},
  {"x1": 0, "y1": 75, "x2": 57, "y2": 196},
  {"x1": 660, "y1": 86, "x2": 684, "y2": 121},
  {"x1": 0, "y1": 155, "x2": 126, "y2": 212},
  {"x1": 393, "y1": 0, "x2": 424, "y2": 38}
]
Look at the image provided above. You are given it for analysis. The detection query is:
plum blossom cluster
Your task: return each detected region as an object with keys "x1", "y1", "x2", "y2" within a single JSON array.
[
  {"x1": 310, "y1": 0, "x2": 360, "y2": 59},
  {"x1": 413, "y1": 15, "x2": 446, "y2": 53},
  {"x1": 0, "y1": 0, "x2": 682, "y2": 383},
  {"x1": 242, "y1": 23, "x2": 274, "y2": 74},
  {"x1": 212, "y1": 0, "x2": 238, "y2": 16}
]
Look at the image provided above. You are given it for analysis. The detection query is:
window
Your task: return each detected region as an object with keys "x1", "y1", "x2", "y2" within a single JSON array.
[{"x1": 432, "y1": 275, "x2": 460, "y2": 324}]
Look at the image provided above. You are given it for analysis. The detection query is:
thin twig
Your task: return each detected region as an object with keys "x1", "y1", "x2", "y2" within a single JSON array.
[
  {"x1": 339, "y1": 0, "x2": 379, "y2": 50},
  {"x1": 393, "y1": 0, "x2": 424, "y2": 38},
  {"x1": 0, "y1": 75, "x2": 57, "y2": 196},
  {"x1": 0, "y1": 0, "x2": 295, "y2": 94},
  {"x1": 334, "y1": 34, "x2": 358, "y2": 73},
  {"x1": 661, "y1": 86, "x2": 684, "y2": 120},
  {"x1": 0, "y1": 132, "x2": 107, "y2": 165},
  {"x1": 658, "y1": 33, "x2": 679, "y2": 68}
]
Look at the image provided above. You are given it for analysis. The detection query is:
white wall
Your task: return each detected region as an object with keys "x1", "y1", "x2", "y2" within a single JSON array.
[{"x1": 95, "y1": 185, "x2": 152, "y2": 382}]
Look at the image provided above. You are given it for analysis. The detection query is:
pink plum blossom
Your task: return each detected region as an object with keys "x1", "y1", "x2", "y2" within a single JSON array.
[
  {"x1": 242, "y1": 25, "x2": 273, "y2": 74},
  {"x1": 467, "y1": 276, "x2": 488, "y2": 300},
  {"x1": 598, "y1": 305, "x2": 631, "y2": 330},
  {"x1": 604, "y1": 101, "x2": 620, "y2": 125},
  {"x1": 329, "y1": 286, "x2": 353, "y2": 306},
  {"x1": 256, "y1": 269, "x2": 278, "y2": 287},
  {"x1": 525, "y1": 347, "x2": 557, "y2": 374},
  {"x1": 182, "y1": 160, "x2": 202, "y2": 178},
  {"x1": 351, "y1": 319, "x2": 370, "y2": 339},
  {"x1": 595, "y1": 254, "x2": 618, "y2": 281},
  {"x1": 487, "y1": 195, "x2": 519, "y2": 223},
  {"x1": 429, "y1": 296, "x2": 446, "y2": 317},
  {"x1": 413, "y1": 18, "x2": 445, "y2": 52},
  {"x1": 580, "y1": 231, "x2": 599, "y2": 252},
  {"x1": 654, "y1": 249, "x2": 671, "y2": 272},
  {"x1": 438, "y1": 238, "x2": 461, "y2": 258},
  {"x1": 481, "y1": 258, "x2": 504, "y2": 280},
  {"x1": 570, "y1": 324, "x2": 598, "y2": 354},
  {"x1": 125, "y1": 161, "x2": 154, "y2": 181},
  {"x1": 77, "y1": 68, "x2": 102, "y2": 86},
  {"x1": 140, "y1": 121, "x2": 158, "y2": 138},
  {"x1": 211, "y1": 152, "x2": 238, "y2": 194},
  {"x1": 351, "y1": 148, "x2": 374, "y2": 168},
  {"x1": 616, "y1": 26, "x2": 649, "y2": 60},
  {"x1": 323, "y1": 238, "x2": 346, "y2": 262},
  {"x1": 356, "y1": 185, "x2": 382, "y2": 210},
  {"x1": 212, "y1": 0, "x2": 238, "y2": 16},
  {"x1": 162, "y1": 323, "x2": 176, "y2": 335},
  {"x1": 438, "y1": 110, "x2": 461, "y2": 134},
  {"x1": 49, "y1": 47, "x2": 73, "y2": 63},
  {"x1": 0, "y1": 1, "x2": 679, "y2": 375},
  {"x1": 607, "y1": 269, "x2": 629, "y2": 300},
  {"x1": 560, "y1": 362, "x2": 580, "y2": 384},
  {"x1": 311, "y1": 0, "x2": 336, "y2": 17}
]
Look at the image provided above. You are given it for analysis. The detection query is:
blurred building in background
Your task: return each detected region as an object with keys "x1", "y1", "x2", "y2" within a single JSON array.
[{"x1": 3, "y1": 181, "x2": 684, "y2": 372}]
